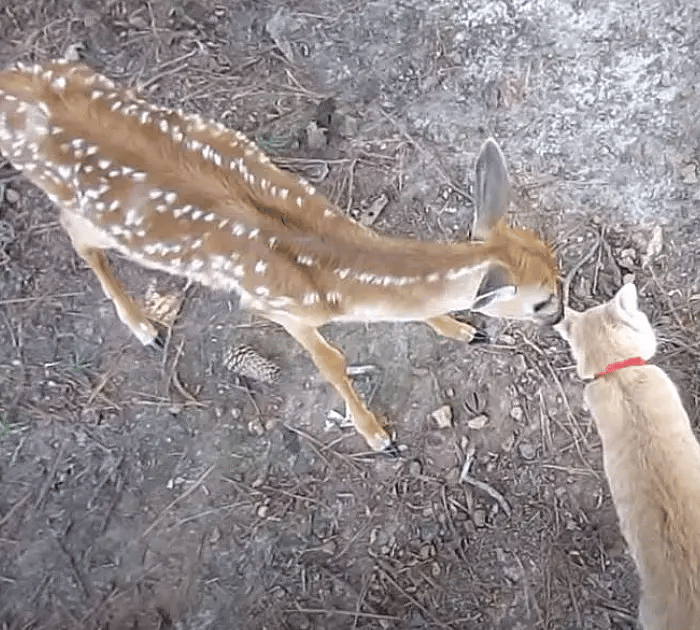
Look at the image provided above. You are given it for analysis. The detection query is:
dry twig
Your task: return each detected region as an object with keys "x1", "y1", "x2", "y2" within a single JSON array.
[
  {"x1": 141, "y1": 464, "x2": 215, "y2": 538},
  {"x1": 459, "y1": 472, "x2": 511, "y2": 518}
]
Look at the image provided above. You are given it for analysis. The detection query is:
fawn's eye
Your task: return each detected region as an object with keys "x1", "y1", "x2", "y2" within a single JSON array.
[{"x1": 533, "y1": 298, "x2": 551, "y2": 313}]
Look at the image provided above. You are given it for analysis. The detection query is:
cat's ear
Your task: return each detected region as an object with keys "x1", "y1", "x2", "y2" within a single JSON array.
[{"x1": 610, "y1": 283, "x2": 646, "y2": 331}]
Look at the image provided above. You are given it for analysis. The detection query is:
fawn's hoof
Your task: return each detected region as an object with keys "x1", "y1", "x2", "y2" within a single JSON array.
[
  {"x1": 381, "y1": 439, "x2": 404, "y2": 459},
  {"x1": 147, "y1": 320, "x2": 169, "y2": 351},
  {"x1": 469, "y1": 328, "x2": 490, "y2": 344}
]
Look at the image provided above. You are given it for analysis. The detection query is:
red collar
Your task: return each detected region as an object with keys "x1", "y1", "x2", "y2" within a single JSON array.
[{"x1": 595, "y1": 357, "x2": 646, "y2": 379}]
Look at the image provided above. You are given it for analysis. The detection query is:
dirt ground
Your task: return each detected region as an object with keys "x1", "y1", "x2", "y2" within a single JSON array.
[{"x1": 0, "y1": 1, "x2": 699, "y2": 628}]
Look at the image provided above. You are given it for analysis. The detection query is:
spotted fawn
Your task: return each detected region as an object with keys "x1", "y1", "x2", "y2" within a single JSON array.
[{"x1": 0, "y1": 59, "x2": 562, "y2": 452}]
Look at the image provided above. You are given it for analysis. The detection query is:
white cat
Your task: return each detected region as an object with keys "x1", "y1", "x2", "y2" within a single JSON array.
[{"x1": 555, "y1": 283, "x2": 700, "y2": 630}]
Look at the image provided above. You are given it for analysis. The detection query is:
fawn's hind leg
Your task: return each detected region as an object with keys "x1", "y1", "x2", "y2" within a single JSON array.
[{"x1": 271, "y1": 314, "x2": 394, "y2": 452}]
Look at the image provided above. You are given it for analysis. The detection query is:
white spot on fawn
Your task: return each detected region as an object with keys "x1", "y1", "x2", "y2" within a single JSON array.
[
  {"x1": 254, "y1": 261, "x2": 267, "y2": 274},
  {"x1": 302, "y1": 292, "x2": 320, "y2": 306}
]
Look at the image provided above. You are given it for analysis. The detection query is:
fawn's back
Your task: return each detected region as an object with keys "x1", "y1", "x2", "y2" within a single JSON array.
[{"x1": 0, "y1": 59, "x2": 562, "y2": 327}]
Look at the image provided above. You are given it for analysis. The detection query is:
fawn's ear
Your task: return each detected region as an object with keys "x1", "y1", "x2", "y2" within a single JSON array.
[
  {"x1": 472, "y1": 264, "x2": 516, "y2": 311},
  {"x1": 472, "y1": 138, "x2": 511, "y2": 240}
]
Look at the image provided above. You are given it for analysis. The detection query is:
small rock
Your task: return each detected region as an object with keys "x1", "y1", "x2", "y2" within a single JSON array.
[
  {"x1": 305, "y1": 121, "x2": 327, "y2": 150},
  {"x1": 340, "y1": 115, "x2": 359, "y2": 138},
  {"x1": 321, "y1": 540, "x2": 336, "y2": 554},
  {"x1": 4, "y1": 188, "x2": 19, "y2": 204},
  {"x1": 419, "y1": 544, "x2": 434, "y2": 559},
  {"x1": 183, "y1": 0, "x2": 209, "y2": 22},
  {"x1": 128, "y1": 15, "x2": 149, "y2": 29},
  {"x1": 642, "y1": 226, "x2": 663, "y2": 267},
  {"x1": 247, "y1": 418, "x2": 265, "y2": 436},
  {"x1": 63, "y1": 41, "x2": 86, "y2": 62},
  {"x1": 357, "y1": 193, "x2": 389, "y2": 227},
  {"x1": 408, "y1": 460, "x2": 423, "y2": 477},
  {"x1": 467, "y1": 414, "x2": 488, "y2": 429},
  {"x1": 518, "y1": 440, "x2": 537, "y2": 460},
  {"x1": 430, "y1": 562, "x2": 441, "y2": 577},
  {"x1": 444, "y1": 387, "x2": 455, "y2": 398},
  {"x1": 472, "y1": 509, "x2": 486, "y2": 527},
  {"x1": 619, "y1": 256, "x2": 635, "y2": 271},
  {"x1": 270, "y1": 585, "x2": 286, "y2": 599},
  {"x1": 514, "y1": 355, "x2": 527, "y2": 372},
  {"x1": 313, "y1": 98, "x2": 335, "y2": 128},
  {"x1": 680, "y1": 163, "x2": 698, "y2": 184},
  {"x1": 257, "y1": 504, "x2": 269, "y2": 518},
  {"x1": 83, "y1": 10, "x2": 101, "y2": 28},
  {"x1": 501, "y1": 433, "x2": 515, "y2": 452},
  {"x1": 444, "y1": 468, "x2": 459, "y2": 485},
  {"x1": 332, "y1": 109, "x2": 359, "y2": 138},
  {"x1": 79, "y1": 408, "x2": 100, "y2": 424},
  {"x1": 510, "y1": 406, "x2": 524, "y2": 422},
  {"x1": 431, "y1": 404, "x2": 453, "y2": 428},
  {"x1": 618, "y1": 248, "x2": 637, "y2": 271}
]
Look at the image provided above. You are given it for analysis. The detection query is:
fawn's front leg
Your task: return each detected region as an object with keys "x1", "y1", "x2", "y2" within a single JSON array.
[
  {"x1": 425, "y1": 315, "x2": 488, "y2": 343},
  {"x1": 272, "y1": 315, "x2": 394, "y2": 452},
  {"x1": 78, "y1": 248, "x2": 164, "y2": 346},
  {"x1": 61, "y1": 211, "x2": 163, "y2": 347}
]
